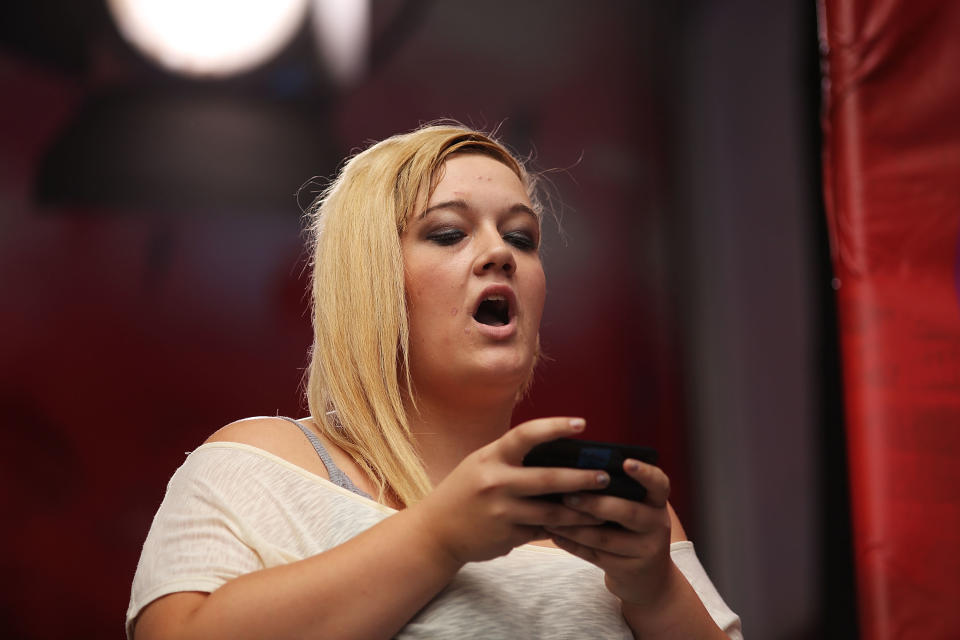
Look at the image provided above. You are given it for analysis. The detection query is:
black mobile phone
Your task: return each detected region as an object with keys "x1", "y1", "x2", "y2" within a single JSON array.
[{"x1": 522, "y1": 438, "x2": 659, "y2": 502}]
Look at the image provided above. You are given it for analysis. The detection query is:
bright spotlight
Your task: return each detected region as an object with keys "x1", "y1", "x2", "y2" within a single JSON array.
[
  {"x1": 311, "y1": 0, "x2": 369, "y2": 87},
  {"x1": 107, "y1": 0, "x2": 309, "y2": 77}
]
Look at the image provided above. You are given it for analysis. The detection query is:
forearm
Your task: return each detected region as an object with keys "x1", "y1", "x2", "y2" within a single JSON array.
[
  {"x1": 620, "y1": 564, "x2": 728, "y2": 640},
  {"x1": 138, "y1": 507, "x2": 462, "y2": 640}
]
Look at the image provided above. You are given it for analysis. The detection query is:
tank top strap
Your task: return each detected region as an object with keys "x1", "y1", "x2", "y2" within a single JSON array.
[{"x1": 277, "y1": 416, "x2": 373, "y2": 500}]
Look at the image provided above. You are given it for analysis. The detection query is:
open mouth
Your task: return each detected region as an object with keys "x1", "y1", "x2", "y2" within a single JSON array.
[{"x1": 473, "y1": 295, "x2": 511, "y2": 327}]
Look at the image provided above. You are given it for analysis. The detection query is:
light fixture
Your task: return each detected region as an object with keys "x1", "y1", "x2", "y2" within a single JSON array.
[
  {"x1": 311, "y1": 0, "x2": 369, "y2": 86},
  {"x1": 107, "y1": 0, "x2": 309, "y2": 77}
]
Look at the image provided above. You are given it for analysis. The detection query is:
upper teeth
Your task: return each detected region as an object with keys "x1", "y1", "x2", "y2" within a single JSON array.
[{"x1": 485, "y1": 295, "x2": 506, "y2": 302}]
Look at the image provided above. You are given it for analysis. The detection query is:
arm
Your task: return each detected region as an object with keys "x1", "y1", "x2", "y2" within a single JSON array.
[
  {"x1": 618, "y1": 563, "x2": 730, "y2": 639},
  {"x1": 547, "y1": 462, "x2": 733, "y2": 639},
  {"x1": 135, "y1": 506, "x2": 462, "y2": 640},
  {"x1": 134, "y1": 417, "x2": 610, "y2": 640}
]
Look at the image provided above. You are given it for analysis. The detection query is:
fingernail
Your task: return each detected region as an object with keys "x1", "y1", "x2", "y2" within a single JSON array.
[
  {"x1": 596, "y1": 472, "x2": 609, "y2": 486},
  {"x1": 569, "y1": 418, "x2": 585, "y2": 432},
  {"x1": 564, "y1": 494, "x2": 581, "y2": 507},
  {"x1": 625, "y1": 459, "x2": 640, "y2": 472}
]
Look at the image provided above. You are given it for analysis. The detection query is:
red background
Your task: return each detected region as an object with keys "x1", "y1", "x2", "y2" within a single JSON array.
[
  {"x1": 1, "y1": 4, "x2": 689, "y2": 638},
  {"x1": 820, "y1": 0, "x2": 960, "y2": 636}
]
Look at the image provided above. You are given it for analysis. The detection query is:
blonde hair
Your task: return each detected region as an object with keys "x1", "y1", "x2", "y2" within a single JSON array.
[{"x1": 305, "y1": 123, "x2": 540, "y2": 507}]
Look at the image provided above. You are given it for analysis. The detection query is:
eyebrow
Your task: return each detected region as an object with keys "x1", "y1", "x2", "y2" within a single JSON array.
[{"x1": 418, "y1": 199, "x2": 539, "y2": 221}]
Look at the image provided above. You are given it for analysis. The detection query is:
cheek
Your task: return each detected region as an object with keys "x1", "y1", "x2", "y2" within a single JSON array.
[
  {"x1": 404, "y1": 262, "x2": 459, "y2": 330},
  {"x1": 527, "y1": 267, "x2": 547, "y2": 324},
  {"x1": 404, "y1": 271, "x2": 432, "y2": 332},
  {"x1": 402, "y1": 247, "x2": 435, "y2": 304}
]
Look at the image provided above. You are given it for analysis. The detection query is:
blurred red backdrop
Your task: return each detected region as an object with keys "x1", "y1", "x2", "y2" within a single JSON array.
[{"x1": 0, "y1": 3, "x2": 690, "y2": 638}]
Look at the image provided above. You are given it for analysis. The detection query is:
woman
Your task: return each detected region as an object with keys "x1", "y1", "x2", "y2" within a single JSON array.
[{"x1": 126, "y1": 124, "x2": 742, "y2": 639}]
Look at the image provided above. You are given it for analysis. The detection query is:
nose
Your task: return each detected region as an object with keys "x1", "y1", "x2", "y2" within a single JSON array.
[{"x1": 473, "y1": 231, "x2": 516, "y2": 277}]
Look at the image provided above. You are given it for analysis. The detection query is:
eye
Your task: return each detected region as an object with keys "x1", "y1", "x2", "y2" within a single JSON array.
[
  {"x1": 427, "y1": 228, "x2": 466, "y2": 246},
  {"x1": 503, "y1": 230, "x2": 538, "y2": 251}
]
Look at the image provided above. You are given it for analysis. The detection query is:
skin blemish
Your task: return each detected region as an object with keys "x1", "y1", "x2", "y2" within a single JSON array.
[{"x1": 450, "y1": 307, "x2": 458, "y2": 316}]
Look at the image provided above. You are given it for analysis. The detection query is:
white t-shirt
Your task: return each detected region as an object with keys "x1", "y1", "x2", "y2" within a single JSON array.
[{"x1": 126, "y1": 442, "x2": 742, "y2": 639}]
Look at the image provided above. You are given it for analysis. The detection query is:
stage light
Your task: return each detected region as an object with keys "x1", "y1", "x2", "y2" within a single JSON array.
[
  {"x1": 311, "y1": 0, "x2": 369, "y2": 86},
  {"x1": 107, "y1": 0, "x2": 309, "y2": 77}
]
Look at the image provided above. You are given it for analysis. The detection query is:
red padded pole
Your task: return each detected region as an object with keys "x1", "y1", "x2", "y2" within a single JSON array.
[{"x1": 819, "y1": 1, "x2": 960, "y2": 637}]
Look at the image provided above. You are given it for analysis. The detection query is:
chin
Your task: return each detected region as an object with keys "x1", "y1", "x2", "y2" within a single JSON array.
[
  {"x1": 411, "y1": 345, "x2": 538, "y2": 402},
  {"x1": 471, "y1": 355, "x2": 536, "y2": 393}
]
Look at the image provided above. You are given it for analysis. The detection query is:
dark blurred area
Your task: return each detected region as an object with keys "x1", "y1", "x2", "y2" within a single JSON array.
[{"x1": 0, "y1": 1, "x2": 853, "y2": 638}]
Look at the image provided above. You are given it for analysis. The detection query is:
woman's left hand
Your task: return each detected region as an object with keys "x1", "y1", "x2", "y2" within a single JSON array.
[{"x1": 543, "y1": 459, "x2": 675, "y2": 607}]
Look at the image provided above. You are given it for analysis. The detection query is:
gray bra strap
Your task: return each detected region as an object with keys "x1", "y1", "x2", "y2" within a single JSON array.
[{"x1": 278, "y1": 416, "x2": 372, "y2": 499}]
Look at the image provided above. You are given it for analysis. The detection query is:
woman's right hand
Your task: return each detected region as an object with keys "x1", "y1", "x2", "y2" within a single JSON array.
[{"x1": 410, "y1": 417, "x2": 611, "y2": 565}]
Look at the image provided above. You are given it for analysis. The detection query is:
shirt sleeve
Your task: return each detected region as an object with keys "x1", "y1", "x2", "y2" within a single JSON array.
[
  {"x1": 125, "y1": 448, "x2": 267, "y2": 639},
  {"x1": 670, "y1": 541, "x2": 744, "y2": 639}
]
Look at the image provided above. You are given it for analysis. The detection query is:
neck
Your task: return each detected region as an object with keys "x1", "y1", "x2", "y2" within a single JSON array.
[{"x1": 406, "y1": 390, "x2": 517, "y2": 485}]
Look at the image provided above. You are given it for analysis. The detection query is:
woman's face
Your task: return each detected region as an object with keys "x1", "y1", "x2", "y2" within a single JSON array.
[{"x1": 400, "y1": 153, "x2": 546, "y2": 403}]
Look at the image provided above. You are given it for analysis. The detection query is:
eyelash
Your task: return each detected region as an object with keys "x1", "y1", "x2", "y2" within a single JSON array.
[
  {"x1": 427, "y1": 229, "x2": 538, "y2": 251},
  {"x1": 503, "y1": 231, "x2": 538, "y2": 251},
  {"x1": 427, "y1": 229, "x2": 466, "y2": 246}
]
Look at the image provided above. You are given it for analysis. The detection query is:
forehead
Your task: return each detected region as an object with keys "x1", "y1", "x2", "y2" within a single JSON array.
[{"x1": 430, "y1": 153, "x2": 529, "y2": 201}]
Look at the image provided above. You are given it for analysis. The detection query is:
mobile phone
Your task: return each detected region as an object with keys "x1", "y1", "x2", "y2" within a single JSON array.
[{"x1": 522, "y1": 438, "x2": 659, "y2": 502}]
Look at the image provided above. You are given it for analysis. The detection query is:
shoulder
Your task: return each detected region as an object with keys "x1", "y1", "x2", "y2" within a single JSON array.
[
  {"x1": 667, "y1": 502, "x2": 689, "y2": 543},
  {"x1": 204, "y1": 416, "x2": 330, "y2": 480}
]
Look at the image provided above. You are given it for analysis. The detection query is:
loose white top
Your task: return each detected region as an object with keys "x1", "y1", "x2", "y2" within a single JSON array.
[{"x1": 127, "y1": 442, "x2": 742, "y2": 639}]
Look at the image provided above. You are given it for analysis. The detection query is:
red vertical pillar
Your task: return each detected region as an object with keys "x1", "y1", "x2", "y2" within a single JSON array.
[{"x1": 819, "y1": 1, "x2": 960, "y2": 637}]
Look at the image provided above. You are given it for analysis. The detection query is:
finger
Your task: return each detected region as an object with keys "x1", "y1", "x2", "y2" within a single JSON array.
[
  {"x1": 515, "y1": 524, "x2": 549, "y2": 546},
  {"x1": 549, "y1": 532, "x2": 624, "y2": 567},
  {"x1": 558, "y1": 493, "x2": 668, "y2": 535},
  {"x1": 511, "y1": 499, "x2": 606, "y2": 528},
  {"x1": 498, "y1": 417, "x2": 586, "y2": 464},
  {"x1": 509, "y1": 465, "x2": 612, "y2": 498},
  {"x1": 623, "y1": 459, "x2": 670, "y2": 507},
  {"x1": 545, "y1": 523, "x2": 649, "y2": 557}
]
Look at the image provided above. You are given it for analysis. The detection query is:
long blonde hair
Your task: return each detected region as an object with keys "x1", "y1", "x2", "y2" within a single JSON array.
[{"x1": 305, "y1": 124, "x2": 540, "y2": 507}]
